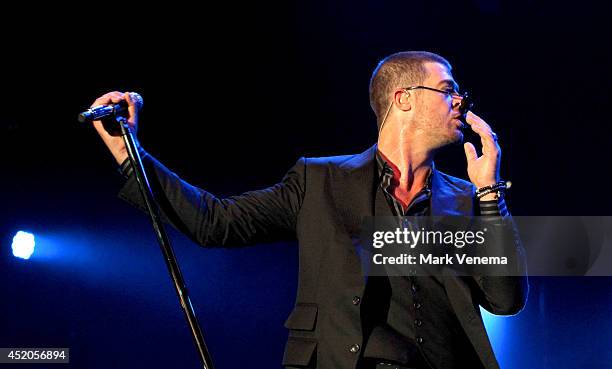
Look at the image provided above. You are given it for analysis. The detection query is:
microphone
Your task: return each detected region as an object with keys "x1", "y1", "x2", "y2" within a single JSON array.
[{"x1": 78, "y1": 93, "x2": 143, "y2": 123}]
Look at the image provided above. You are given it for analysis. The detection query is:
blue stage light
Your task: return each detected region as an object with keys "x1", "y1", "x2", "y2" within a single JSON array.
[{"x1": 12, "y1": 231, "x2": 36, "y2": 259}]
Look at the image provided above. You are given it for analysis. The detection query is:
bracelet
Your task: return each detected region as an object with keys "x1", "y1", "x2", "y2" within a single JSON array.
[{"x1": 476, "y1": 181, "x2": 511, "y2": 199}]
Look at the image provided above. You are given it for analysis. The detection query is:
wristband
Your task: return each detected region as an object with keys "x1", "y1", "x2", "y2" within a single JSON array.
[{"x1": 476, "y1": 181, "x2": 511, "y2": 199}]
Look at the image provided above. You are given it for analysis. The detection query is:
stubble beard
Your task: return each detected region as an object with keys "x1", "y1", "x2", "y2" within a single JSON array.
[{"x1": 413, "y1": 113, "x2": 462, "y2": 150}]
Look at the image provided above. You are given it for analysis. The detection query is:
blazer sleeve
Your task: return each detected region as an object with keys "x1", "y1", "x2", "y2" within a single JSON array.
[
  {"x1": 118, "y1": 151, "x2": 306, "y2": 247},
  {"x1": 472, "y1": 213, "x2": 529, "y2": 316}
]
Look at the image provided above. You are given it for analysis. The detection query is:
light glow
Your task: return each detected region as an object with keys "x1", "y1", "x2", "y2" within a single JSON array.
[{"x1": 12, "y1": 231, "x2": 35, "y2": 259}]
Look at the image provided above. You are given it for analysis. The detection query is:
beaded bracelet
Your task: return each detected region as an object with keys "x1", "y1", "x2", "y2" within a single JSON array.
[{"x1": 476, "y1": 181, "x2": 511, "y2": 199}]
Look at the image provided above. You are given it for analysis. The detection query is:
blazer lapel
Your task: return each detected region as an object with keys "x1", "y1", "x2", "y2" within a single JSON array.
[
  {"x1": 330, "y1": 144, "x2": 379, "y2": 236},
  {"x1": 331, "y1": 149, "x2": 475, "y2": 226},
  {"x1": 430, "y1": 169, "x2": 475, "y2": 216}
]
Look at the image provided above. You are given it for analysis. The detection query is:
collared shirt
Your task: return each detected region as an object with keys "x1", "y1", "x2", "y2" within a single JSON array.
[
  {"x1": 375, "y1": 151, "x2": 508, "y2": 218},
  {"x1": 375, "y1": 152, "x2": 432, "y2": 217}
]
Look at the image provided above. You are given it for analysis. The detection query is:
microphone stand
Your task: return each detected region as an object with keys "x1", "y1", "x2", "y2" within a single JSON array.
[{"x1": 115, "y1": 115, "x2": 214, "y2": 369}]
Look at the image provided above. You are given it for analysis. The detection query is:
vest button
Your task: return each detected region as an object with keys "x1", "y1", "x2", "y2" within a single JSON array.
[
  {"x1": 415, "y1": 319, "x2": 423, "y2": 327},
  {"x1": 352, "y1": 296, "x2": 361, "y2": 305},
  {"x1": 416, "y1": 337, "x2": 424, "y2": 344},
  {"x1": 349, "y1": 344, "x2": 361, "y2": 353},
  {"x1": 413, "y1": 302, "x2": 422, "y2": 309}
]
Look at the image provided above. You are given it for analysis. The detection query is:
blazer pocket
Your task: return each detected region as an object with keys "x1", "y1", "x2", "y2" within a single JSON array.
[
  {"x1": 282, "y1": 336, "x2": 317, "y2": 367},
  {"x1": 284, "y1": 303, "x2": 318, "y2": 331}
]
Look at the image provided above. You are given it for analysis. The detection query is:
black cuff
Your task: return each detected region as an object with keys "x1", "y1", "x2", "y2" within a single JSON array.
[
  {"x1": 117, "y1": 147, "x2": 150, "y2": 180},
  {"x1": 118, "y1": 158, "x2": 134, "y2": 180},
  {"x1": 478, "y1": 197, "x2": 509, "y2": 217}
]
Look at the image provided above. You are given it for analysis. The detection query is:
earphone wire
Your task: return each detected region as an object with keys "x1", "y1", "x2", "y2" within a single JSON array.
[{"x1": 376, "y1": 97, "x2": 395, "y2": 149}]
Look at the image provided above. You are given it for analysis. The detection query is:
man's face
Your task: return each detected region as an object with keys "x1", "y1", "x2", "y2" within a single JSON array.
[{"x1": 411, "y1": 62, "x2": 464, "y2": 148}]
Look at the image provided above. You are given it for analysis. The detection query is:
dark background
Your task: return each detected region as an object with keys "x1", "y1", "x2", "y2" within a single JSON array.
[{"x1": 1, "y1": 1, "x2": 611, "y2": 368}]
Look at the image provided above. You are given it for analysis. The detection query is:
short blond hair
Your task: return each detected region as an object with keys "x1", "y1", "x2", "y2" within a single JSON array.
[{"x1": 369, "y1": 51, "x2": 452, "y2": 128}]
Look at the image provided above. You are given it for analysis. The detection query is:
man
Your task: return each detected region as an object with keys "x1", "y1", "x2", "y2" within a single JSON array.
[{"x1": 91, "y1": 51, "x2": 528, "y2": 369}]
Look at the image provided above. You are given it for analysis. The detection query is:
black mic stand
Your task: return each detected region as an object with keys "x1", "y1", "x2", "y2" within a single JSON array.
[{"x1": 114, "y1": 115, "x2": 214, "y2": 369}]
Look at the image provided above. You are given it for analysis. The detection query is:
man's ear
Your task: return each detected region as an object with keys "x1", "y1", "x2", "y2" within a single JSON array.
[{"x1": 394, "y1": 89, "x2": 412, "y2": 112}]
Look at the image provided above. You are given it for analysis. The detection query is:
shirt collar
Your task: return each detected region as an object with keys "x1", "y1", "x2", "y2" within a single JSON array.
[{"x1": 375, "y1": 150, "x2": 433, "y2": 191}]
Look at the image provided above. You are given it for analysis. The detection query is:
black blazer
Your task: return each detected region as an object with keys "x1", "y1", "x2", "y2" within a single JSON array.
[{"x1": 119, "y1": 144, "x2": 528, "y2": 369}]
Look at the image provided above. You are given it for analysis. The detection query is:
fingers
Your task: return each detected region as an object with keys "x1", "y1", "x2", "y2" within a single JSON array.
[
  {"x1": 90, "y1": 92, "x2": 123, "y2": 138},
  {"x1": 89, "y1": 90, "x2": 140, "y2": 131},
  {"x1": 464, "y1": 111, "x2": 500, "y2": 155},
  {"x1": 465, "y1": 111, "x2": 493, "y2": 136},
  {"x1": 464, "y1": 142, "x2": 478, "y2": 162},
  {"x1": 124, "y1": 92, "x2": 139, "y2": 126},
  {"x1": 90, "y1": 91, "x2": 125, "y2": 108}
]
